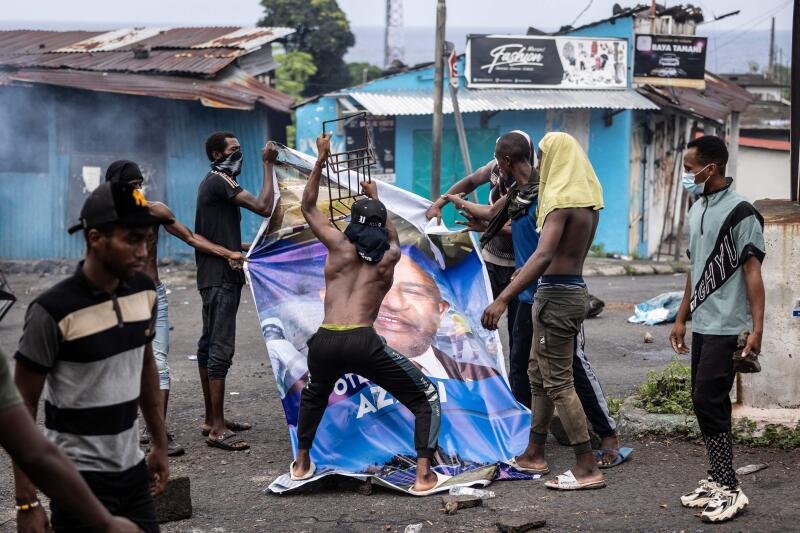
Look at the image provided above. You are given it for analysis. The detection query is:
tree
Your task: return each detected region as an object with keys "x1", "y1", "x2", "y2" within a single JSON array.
[
  {"x1": 259, "y1": 0, "x2": 355, "y2": 96},
  {"x1": 274, "y1": 51, "x2": 318, "y2": 97},
  {"x1": 346, "y1": 62, "x2": 383, "y2": 85}
]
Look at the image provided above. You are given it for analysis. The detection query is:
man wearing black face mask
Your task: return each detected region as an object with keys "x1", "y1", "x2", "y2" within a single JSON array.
[
  {"x1": 290, "y1": 133, "x2": 444, "y2": 496},
  {"x1": 194, "y1": 132, "x2": 277, "y2": 451}
]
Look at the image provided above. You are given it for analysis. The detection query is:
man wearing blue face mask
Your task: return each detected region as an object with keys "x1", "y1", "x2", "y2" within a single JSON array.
[
  {"x1": 194, "y1": 132, "x2": 277, "y2": 451},
  {"x1": 670, "y1": 135, "x2": 765, "y2": 524}
]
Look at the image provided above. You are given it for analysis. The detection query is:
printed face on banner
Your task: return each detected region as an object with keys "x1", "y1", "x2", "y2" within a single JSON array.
[{"x1": 247, "y1": 150, "x2": 529, "y2": 484}]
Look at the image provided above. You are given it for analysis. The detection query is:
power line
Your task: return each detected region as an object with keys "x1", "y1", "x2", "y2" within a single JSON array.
[
  {"x1": 711, "y1": 0, "x2": 791, "y2": 54},
  {"x1": 569, "y1": 0, "x2": 594, "y2": 28}
]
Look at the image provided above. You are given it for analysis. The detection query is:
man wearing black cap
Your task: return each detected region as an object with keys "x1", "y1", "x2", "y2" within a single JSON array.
[
  {"x1": 105, "y1": 160, "x2": 247, "y2": 457},
  {"x1": 289, "y1": 133, "x2": 444, "y2": 496},
  {"x1": 13, "y1": 181, "x2": 170, "y2": 532}
]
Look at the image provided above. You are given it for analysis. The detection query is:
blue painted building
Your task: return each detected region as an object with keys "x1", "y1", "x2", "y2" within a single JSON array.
[
  {"x1": 0, "y1": 27, "x2": 294, "y2": 261},
  {"x1": 295, "y1": 16, "x2": 659, "y2": 253}
]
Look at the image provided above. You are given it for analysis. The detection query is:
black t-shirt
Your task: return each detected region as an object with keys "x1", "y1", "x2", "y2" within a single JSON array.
[{"x1": 195, "y1": 171, "x2": 245, "y2": 289}]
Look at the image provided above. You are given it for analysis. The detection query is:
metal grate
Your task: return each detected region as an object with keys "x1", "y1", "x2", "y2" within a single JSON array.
[{"x1": 322, "y1": 112, "x2": 375, "y2": 230}]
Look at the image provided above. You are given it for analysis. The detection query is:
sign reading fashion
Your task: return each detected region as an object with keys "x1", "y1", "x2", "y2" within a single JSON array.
[
  {"x1": 633, "y1": 34, "x2": 707, "y2": 89},
  {"x1": 465, "y1": 35, "x2": 627, "y2": 89}
]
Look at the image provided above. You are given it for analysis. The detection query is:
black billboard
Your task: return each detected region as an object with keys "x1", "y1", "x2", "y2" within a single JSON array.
[
  {"x1": 465, "y1": 35, "x2": 627, "y2": 89},
  {"x1": 344, "y1": 115, "x2": 396, "y2": 184},
  {"x1": 633, "y1": 34, "x2": 707, "y2": 89}
]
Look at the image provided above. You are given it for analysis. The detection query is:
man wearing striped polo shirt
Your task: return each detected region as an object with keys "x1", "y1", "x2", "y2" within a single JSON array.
[{"x1": 13, "y1": 180, "x2": 170, "y2": 532}]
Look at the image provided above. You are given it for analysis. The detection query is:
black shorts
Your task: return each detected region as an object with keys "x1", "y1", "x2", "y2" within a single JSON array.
[{"x1": 50, "y1": 460, "x2": 158, "y2": 533}]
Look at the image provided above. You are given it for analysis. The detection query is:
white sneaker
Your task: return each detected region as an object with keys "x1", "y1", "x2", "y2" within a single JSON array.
[
  {"x1": 680, "y1": 478, "x2": 720, "y2": 508},
  {"x1": 701, "y1": 486, "x2": 749, "y2": 523}
]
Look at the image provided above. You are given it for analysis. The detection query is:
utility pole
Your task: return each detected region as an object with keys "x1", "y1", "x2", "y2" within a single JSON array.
[
  {"x1": 649, "y1": 0, "x2": 657, "y2": 33},
  {"x1": 768, "y1": 16, "x2": 775, "y2": 78},
  {"x1": 791, "y1": 0, "x2": 799, "y2": 202},
  {"x1": 431, "y1": 0, "x2": 446, "y2": 200}
]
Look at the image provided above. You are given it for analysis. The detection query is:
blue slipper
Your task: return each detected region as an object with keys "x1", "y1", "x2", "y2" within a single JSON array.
[{"x1": 595, "y1": 447, "x2": 633, "y2": 469}]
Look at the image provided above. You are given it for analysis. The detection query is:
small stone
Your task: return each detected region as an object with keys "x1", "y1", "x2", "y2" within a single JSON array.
[
  {"x1": 736, "y1": 463, "x2": 768, "y2": 475},
  {"x1": 644, "y1": 332, "x2": 654, "y2": 343},
  {"x1": 153, "y1": 476, "x2": 192, "y2": 523},
  {"x1": 495, "y1": 517, "x2": 546, "y2": 532},
  {"x1": 441, "y1": 495, "x2": 482, "y2": 514}
]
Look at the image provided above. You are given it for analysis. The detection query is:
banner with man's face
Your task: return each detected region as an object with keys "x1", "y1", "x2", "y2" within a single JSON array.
[{"x1": 246, "y1": 146, "x2": 530, "y2": 493}]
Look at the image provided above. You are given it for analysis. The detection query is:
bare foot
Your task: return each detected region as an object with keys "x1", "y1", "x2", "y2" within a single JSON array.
[
  {"x1": 568, "y1": 465, "x2": 604, "y2": 485},
  {"x1": 595, "y1": 435, "x2": 620, "y2": 467},
  {"x1": 515, "y1": 453, "x2": 549, "y2": 472},
  {"x1": 411, "y1": 471, "x2": 438, "y2": 492}
]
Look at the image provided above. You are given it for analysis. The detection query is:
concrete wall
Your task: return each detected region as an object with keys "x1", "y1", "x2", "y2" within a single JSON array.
[
  {"x1": 740, "y1": 200, "x2": 800, "y2": 409},
  {"x1": 736, "y1": 146, "x2": 791, "y2": 203}
]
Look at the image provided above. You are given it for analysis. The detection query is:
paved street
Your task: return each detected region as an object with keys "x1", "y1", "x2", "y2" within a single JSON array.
[{"x1": 2, "y1": 269, "x2": 798, "y2": 532}]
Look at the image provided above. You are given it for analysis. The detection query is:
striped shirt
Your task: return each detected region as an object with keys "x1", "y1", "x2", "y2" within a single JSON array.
[{"x1": 15, "y1": 263, "x2": 156, "y2": 473}]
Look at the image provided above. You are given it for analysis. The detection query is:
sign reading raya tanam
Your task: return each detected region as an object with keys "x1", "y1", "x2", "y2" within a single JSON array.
[
  {"x1": 633, "y1": 34, "x2": 707, "y2": 89},
  {"x1": 465, "y1": 34, "x2": 627, "y2": 89}
]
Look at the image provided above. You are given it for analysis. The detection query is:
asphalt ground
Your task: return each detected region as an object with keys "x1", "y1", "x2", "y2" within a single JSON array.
[{"x1": 2, "y1": 270, "x2": 798, "y2": 532}]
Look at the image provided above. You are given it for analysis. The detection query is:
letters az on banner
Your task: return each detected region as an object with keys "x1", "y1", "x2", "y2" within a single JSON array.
[{"x1": 245, "y1": 146, "x2": 531, "y2": 494}]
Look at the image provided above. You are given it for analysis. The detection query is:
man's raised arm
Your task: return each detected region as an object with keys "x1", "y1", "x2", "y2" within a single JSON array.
[
  {"x1": 300, "y1": 133, "x2": 346, "y2": 249},
  {"x1": 231, "y1": 142, "x2": 278, "y2": 217}
]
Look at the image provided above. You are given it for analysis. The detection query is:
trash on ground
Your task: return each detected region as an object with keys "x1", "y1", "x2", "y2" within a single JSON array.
[
  {"x1": 736, "y1": 463, "x2": 768, "y2": 476},
  {"x1": 644, "y1": 332, "x2": 654, "y2": 343},
  {"x1": 628, "y1": 291, "x2": 684, "y2": 325},
  {"x1": 496, "y1": 517, "x2": 547, "y2": 532},
  {"x1": 187, "y1": 354, "x2": 198, "y2": 361},
  {"x1": 448, "y1": 486, "x2": 495, "y2": 499},
  {"x1": 442, "y1": 494, "x2": 482, "y2": 514},
  {"x1": 404, "y1": 524, "x2": 422, "y2": 533}
]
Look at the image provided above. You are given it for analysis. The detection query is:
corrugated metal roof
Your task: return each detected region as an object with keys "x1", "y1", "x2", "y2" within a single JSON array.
[
  {"x1": 0, "y1": 26, "x2": 294, "y2": 76},
  {"x1": 2, "y1": 48, "x2": 240, "y2": 76},
  {"x1": 0, "y1": 68, "x2": 295, "y2": 112},
  {"x1": 637, "y1": 72, "x2": 754, "y2": 123},
  {"x1": 55, "y1": 27, "x2": 168, "y2": 52},
  {"x1": 192, "y1": 27, "x2": 295, "y2": 50},
  {"x1": 0, "y1": 30, "x2": 102, "y2": 55},
  {"x1": 346, "y1": 88, "x2": 659, "y2": 115}
]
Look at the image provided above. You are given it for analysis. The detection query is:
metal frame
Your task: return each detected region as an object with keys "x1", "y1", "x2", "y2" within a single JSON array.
[{"x1": 322, "y1": 112, "x2": 375, "y2": 229}]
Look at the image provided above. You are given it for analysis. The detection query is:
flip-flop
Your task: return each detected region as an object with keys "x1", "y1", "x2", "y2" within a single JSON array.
[
  {"x1": 504, "y1": 456, "x2": 550, "y2": 475},
  {"x1": 407, "y1": 471, "x2": 453, "y2": 496},
  {"x1": 289, "y1": 460, "x2": 316, "y2": 481},
  {"x1": 544, "y1": 470, "x2": 606, "y2": 491},
  {"x1": 201, "y1": 420, "x2": 253, "y2": 436},
  {"x1": 206, "y1": 430, "x2": 250, "y2": 451},
  {"x1": 595, "y1": 447, "x2": 633, "y2": 469}
]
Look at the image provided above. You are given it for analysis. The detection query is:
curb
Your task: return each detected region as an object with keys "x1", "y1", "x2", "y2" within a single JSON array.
[{"x1": 584, "y1": 261, "x2": 688, "y2": 277}]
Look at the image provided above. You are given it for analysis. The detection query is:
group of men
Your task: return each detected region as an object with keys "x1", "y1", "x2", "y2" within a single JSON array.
[
  {"x1": 3, "y1": 132, "x2": 276, "y2": 531},
  {"x1": 0, "y1": 124, "x2": 764, "y2": 528},
  {"x1": 289, "y1": 129, "x2": 765, "y2": 524}
]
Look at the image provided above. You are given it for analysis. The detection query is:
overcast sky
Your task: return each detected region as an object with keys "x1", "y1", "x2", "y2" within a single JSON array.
[{"x1": 3, "y1": 0, "x2": 795, "y2": 31}]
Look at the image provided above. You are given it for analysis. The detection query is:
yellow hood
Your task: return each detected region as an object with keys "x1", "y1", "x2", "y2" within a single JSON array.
[{"x1": 536, "y1": 132, "x2": 604, "y2": 232}]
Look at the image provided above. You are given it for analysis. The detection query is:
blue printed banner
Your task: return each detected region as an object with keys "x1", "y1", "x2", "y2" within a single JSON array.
[{"x1": 245, "y1": 146, "x2": 530, "y2": 493}]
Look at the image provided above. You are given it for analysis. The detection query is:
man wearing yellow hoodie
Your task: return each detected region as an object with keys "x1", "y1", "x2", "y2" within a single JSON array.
[{"x1": 481, "y1": 132, "x2": 606, "y2": 491}]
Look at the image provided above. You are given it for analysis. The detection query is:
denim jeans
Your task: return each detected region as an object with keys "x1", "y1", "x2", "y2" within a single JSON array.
[
  {"x1": 197, "y1": 283, "x2": 242, "y2": 380},
  {"x1": 152, "y1": 283, "x2": 170, "y2": 390}
]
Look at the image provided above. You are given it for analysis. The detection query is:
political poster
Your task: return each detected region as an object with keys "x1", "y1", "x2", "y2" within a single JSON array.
[
  {"x1": 633, "y1": 34, "x2": 707, "y2": 89},
  {"x1": 465, "y1": 34, "x2": 627, "y2": 89},
  {"x1": 245, "y1": 145, "x2": 532, "y2": 494}
]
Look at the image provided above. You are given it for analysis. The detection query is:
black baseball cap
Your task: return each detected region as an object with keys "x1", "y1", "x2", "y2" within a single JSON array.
[
  {"x1": 105, "y1": 159, "x2": 144, "y2": 184},
  {"x1": 67, "y1": 181, "x2": 171, "y2": 234},
  {"x1": 350, "y1": 198, "x2": 387, "y2": 228}
]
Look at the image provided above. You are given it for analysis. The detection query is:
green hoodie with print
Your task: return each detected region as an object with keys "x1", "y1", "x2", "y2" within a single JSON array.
[{"x1": 687, "y1": 178, "x2": 765, "y2": 335}]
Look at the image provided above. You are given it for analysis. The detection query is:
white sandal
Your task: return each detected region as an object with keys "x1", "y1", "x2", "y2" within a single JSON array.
[
  {"x1": 289, "y1": 460, "x2": 316, "y2": 481},
  {"x1": 544, "y1": 470, "x2": 606, "y2": 491}
]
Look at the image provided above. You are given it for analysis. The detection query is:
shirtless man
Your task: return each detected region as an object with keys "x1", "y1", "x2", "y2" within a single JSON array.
[
  {"x1": 481, "y1": 132, "x2": 606, "y2": 490},
  {"x1": 105, "y1": 160, "x2": 246, "y2": 456},
  {"x1": 290, "y1": 133, "x2": 444, "y2": 495}
]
